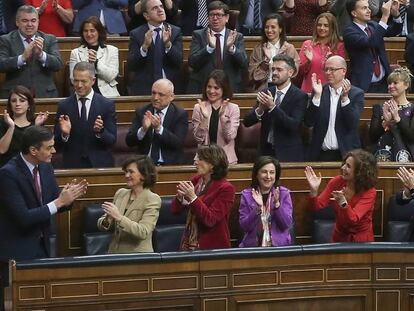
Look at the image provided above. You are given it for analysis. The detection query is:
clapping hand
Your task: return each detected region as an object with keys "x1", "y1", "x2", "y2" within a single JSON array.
[
  {"x1": 397, "y1": 167, "x2": 414, "y2": 196},
  {"x1": 3, "y1": 110, "x2": 14, "y2": 128},
  {"x1": 305, "y1": 166, "x2": 322, "y2": 197},
  {"x1": 252, "y1": 188, "x2": 264, "y2": 215},
  {"x1": 388, "y1": 99, "x2": 401, "y2": 123},
  {"x1": 207, "y1": 29, "x2": 216, "y2": 49},
  {"x1": 176, "y1": 181, "x2": 197, "y2": 202},
  {"x1": 257, "y1": 90, "x2": 275, "y2": 110},
  {"x1": 93, "y1": 115, "x2": 104, "y2": 133},
  {"x1": 35, "y1": 111, "x2": 49, "y2": 126},
  {"x1": 311, "y1": 73, "x2": 323, "y2": 98},
  {"x1": 58, "y1": 114, "x2": 71, "y2": 136},
  {"x1": 197, "y1": 99, "x2": 209, "y2": 119},
  {"x1": 304, "y1": 45, "x2": 313, "y2": 62},
  {"x1": 102, "y1": 202, "x2": 122, "y2": 221},
  {"x1": 55, "y1": 178, "x2": 88, "y2": 208},
  {"x1": 330, "y1": 188, "x2": 347, "y2": 206},
  {"x1": 226, "y1": 30, "x2": 237, "y2": 49}
]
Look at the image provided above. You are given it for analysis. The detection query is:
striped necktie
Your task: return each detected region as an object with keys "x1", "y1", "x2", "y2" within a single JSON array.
[
  {"x1": 198, "y1": 0, "x2": 209, "y2": 28},
  {"x1": 253, "y1": 0, "x2": 261, "y2": 30}
]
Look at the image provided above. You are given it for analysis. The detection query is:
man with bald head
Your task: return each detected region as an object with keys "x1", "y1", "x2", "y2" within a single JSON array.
[
  {"x1": 304, "y1": 55, "x2": 364, "y2": 161},
  {"x1": 126, "y1": 79, "x2": 188, "y2": 164}
]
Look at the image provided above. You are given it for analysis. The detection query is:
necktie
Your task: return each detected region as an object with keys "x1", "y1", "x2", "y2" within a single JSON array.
[
  {"x1": 153, "y1": 27, "x2": 163, "y2": 81},
  {"x1": 0, "y1": 0, "x2": 4, "y2": 34},
  {"x1": 79, "y1": 97, "x2": 88, "y2": 157},
  {"x1": 197, "y1": 0, "x2": 209, "y2": 28},
  {"x1": 33, "y1": 166, "x2": 42, "y2": 203},
  {"x1": 215, "y1": 33, "x2": 223, "y2": 69},
  {"x1": 267, "y1": 91, "x2": 283, "y2": 145},
  {"x1": 365, "y1": 26, "x2": 381, "y2": 77},
  {"x1": 399, "y1": 5, "x2": 407, "y2": 36},
  {"x1": 150, "y1": 109, "x2": 162, "y2": 163},
  {"x1": 253, "y1": 0, "x2": 261, "y2": 30},
  {"x1": 25, "y1": 37, "x2": 33, "y2": 61}
]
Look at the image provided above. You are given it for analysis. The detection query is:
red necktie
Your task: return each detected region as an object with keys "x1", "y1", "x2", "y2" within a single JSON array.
[
  {"x1": 33, "y1": 166, "x2": 42, "y2": 202},
  {"x1": 25, "y1": 37, "x2": 33, "y2": 61},
  {"x1": 215, "y1": 33, "x2": 223, "y2": 69},
  {"x1": 365, "y1": 26, "x2": 381, "y2": 77}
]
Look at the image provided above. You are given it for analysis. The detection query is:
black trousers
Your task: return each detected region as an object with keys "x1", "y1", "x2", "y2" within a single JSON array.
[{"x1": 318, "y1": 149, "x2": 342, "y2": 161}]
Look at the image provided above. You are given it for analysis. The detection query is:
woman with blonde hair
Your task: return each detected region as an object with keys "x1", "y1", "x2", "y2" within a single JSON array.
[{"x1": 298, "y1": 12, "x2": 345, "y2": 93}]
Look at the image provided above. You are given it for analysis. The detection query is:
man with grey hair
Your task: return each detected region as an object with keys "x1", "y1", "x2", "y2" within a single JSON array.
[
  {"x1": 54, "y1": 61, "x2": 117, "y2": 168},
  {"x1": 0, "y1": 5, "x2": 63, "y2": 98},
  {"x1": 126, "y1": 78, "x2": 188, "y2": 165},
  {"x1": 127, "y1": 0, "x2": 183, "y2": 95}
]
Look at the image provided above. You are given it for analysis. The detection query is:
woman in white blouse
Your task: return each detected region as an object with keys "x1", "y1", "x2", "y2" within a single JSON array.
[{"x1": 69, "y1": 16, "x2": 120, "y2": 97}]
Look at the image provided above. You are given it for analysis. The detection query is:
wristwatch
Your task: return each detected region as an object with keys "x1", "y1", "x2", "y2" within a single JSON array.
[
  {"x1": 409, "y1": 188, "x2": 414, "y2": 199},
  {"x1": 340, "y1": 201, "x2": 348, "y2": 208}
]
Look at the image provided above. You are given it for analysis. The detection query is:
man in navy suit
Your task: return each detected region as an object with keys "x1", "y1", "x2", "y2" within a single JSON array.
[
  {"x1": 127, "y1": 0, "x2": 183, "y2": 95},
  {"x1": 187, "y1": 1, "x2": 248, "y2": 94},
  {"x1": 343, "y1": 0, "x2": 402, "y2": 93},
  {"x1": 0, "y1": 0, "x2": 25, "y2": 35},
  {"x1": 243, "y1": 54, "x2": 308, "y2": 162},
  {"x1": 126, "y1": 79, "x2": 188, "y2": 165},
  {"x1": 54, "y1": 61, "x2": 117, "y2": 168},
  {"x1": 0, "y1": 126, "x2": 87, "y2": 310},
  {"x1": 72, "y1": 0, "x2": 128, "y2": 35},
  {"x1": 305, "y1": 55, "x2": 364, "y2": 161}
]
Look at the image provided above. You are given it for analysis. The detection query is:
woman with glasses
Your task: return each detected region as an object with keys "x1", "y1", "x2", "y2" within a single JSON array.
[
  {"x1": 248, "y1": 13, "x2": 299, "y2": 91},
  {"x1": 369, "y1": 67, "x2": 414, "y2": 162},
  {"x1": 298, "y1": 12, "x2": 345, "y2": 93}
]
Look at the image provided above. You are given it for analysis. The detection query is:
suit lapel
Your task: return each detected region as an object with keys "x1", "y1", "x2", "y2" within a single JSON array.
[
  {"x1": 16, "y1": 155, "x2": 41, "y2": 205},
  {"x1": 124, "y1": 189, "x2": 149, "y2": 218},
  {"x1": 88, "y1": 94, "x2": 97, "y2": 126},
  {"x1": 12, "y1": 31, "x2": 25, "y2": 56},
  {"x1": 162, "y1": 103, "x2": 174, "y2": 130},
  {"x1": 118, "y1": 189, "x2": 131, "y2": 216},
  {"x1": 321, "y1": 86, "x2": 332, "y2": 123},
  {"x1": 79, "y1": 46, "x2": 89, "y2": 62}
]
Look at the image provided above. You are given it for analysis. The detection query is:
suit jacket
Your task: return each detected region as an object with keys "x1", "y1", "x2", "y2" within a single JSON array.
[
  {"x1": 0, "y1": 155, "x2": 61, "y2": 261},
  {"x1": 178, "y1": 0, "x2": 232, "y2": 35},
  {"x1": 239, "y1": 186, "x2": 293, "y2": 247},
  {"x1": 72, "y1": 0, "x2": 128, "y2": 34},
  {"x1": 406, "y1": 32, "x2": 414, "y2": 88},
  {"x1": 309, "y1": 176, "x2": 376, "y2": 242},
  {"x1": 187, "y1": 27, "x2": 248, "y2": 93},
  {"x1": 238, "y1": 0, "x2": 284, "y2": 30},
  {"x1": 54, "y1": 93, "x2": 117, "y2": 168},
  {"x1": 0, "y1": 30, "x2": 63, "y2": 98},
  {"x1": 127, "y1": 23, "x2": 183, "y2": 95},
  {"x1": 243, "y1": 84, "x2": 308, "y2": 161},
  {"x1": 69, "y1": 45, "x2": 120, "y2": 97},
  {"x1": 97, "y1": 188, "x2": 161, "y2": 253},
  {"x1": 192, "y1": 101, "x2": 240, "y2": 164},
  {"x1": 171, "y1": 175, "x2": 235, "y2": 250},
  {"x1": 125, "y1": 102, "x2": 188, "y2": 164},
  {"x1": 0, "y1": 0, "x2": 25, "y2": 34},
  {"x1": 305, "y1": 85, "x2": 364, "y2": 161},
  {"x1": 343, "y1": 20, "x2": 402, "y2": 92}
]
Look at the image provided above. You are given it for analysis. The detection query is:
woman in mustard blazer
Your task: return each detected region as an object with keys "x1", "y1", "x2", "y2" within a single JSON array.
[{"x1": 97, "y1": 156, "x2": 161, "y2": 253}]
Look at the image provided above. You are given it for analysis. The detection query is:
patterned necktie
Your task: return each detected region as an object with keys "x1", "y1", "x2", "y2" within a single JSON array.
[
  {"x1": 253, "y1": 0, "x2": 261, "y2": 30},
  {"x1": 33, "y1": 166, "x2": 42, "y2": 203},
  {"x1": 399, "y1": 5, "x2": 407, "y2": 36},
  {"x1": 365, "y1": 26, "x2": 381, "y2": 77},
  {"x1": 153, "y1": 28, "x2": 163, "y2": 81},
  {"x1": 215, "y1": 33, "x2": 223, "y2": 69},
  {"x1": 267, "y1": 91, "x2": 283, "y2": 145},
  {"x1": 25, "y1": 37, "x2": 33, "y2": 61},
  {"x1": 150, "y1": 109, "x2": 163, "y2": 163},
  {"x1": 197, "y1": 0, "x2": 209, "y2": 28}
]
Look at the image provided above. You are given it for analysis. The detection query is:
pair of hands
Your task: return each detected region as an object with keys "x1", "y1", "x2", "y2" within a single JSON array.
[
  {"x1": 58, "y1": 114, "x2": 104, "y2": 136},
  {"x1": 304, "y1": 166, "x2": 348, "y2": 206},
  {"x1": 142, "y1": 110, "x2": 162, "y2": 132},
  {"x1": 252, "y1": 187, "x2": 280, "y2": 215},
  {"x1": 176, "y1": 181, "x2": 197, "y2": 203},
  {"x1": 303, "y1": 45, "x2": 332, "y2": 63},
  {"x1": 397, "y1": 167, "x2": 414, "y2": 197},
  {"x1": 102, "y1": 201, "x2": 122, "y2": 222},
  {"x1": 22, "y1": 37, "x2": 44, "y2": 62},
  {"x1": 38, "y1": 0, "x2": 60, "y2": 14},
  {"x1": 87, "y1": 49, "x2": 97, "y2": 63},
  {"x1": 3, "y1": 110, "x2": 49, "y2": 127},
  {"x1": 142, "y1": 25, "x2": 172, "y2": 52},
  {"x1": 207, "y1": 29, "x2": 237, "y2": 50},
  {"x1": 381, "y1": 0, "x2": 401, "y2": 21},
  {"x1": 256, "y1": 90, "x2": 277, "y2": 113},
  {"x1": 197, "y1": 99, "x2": 229, "y2": 119},
  {"x1": 311, "y1": 73, "x2": 351, "y2": 101},
  {"x1": 55, "y1": 178, "x2": 88, "y2": 209},
  {"x1": 382, "y1": 99, "x2": 401, "y2": 124}
]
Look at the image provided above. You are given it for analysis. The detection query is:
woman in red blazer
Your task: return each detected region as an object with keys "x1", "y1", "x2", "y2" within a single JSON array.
[
  {"x1": 305, "y1": 149, "x2": 378, "y2": 242},
  {"x1": 171, "y1": 144, "x2": 235, "y2": 250}
]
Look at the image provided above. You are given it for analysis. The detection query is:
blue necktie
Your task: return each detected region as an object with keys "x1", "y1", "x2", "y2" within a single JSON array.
[{"x1": 153, "y1": 28, "x2": 163, "y2": 81}]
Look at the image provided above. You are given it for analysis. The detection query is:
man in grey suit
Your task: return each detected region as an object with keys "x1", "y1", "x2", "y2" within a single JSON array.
[
  {"x1": 187, "y1": 0, "x2": 248, "y2": 93},
  {"x1": 0, "y1": 5, "x2": 63, "y2": 98}
]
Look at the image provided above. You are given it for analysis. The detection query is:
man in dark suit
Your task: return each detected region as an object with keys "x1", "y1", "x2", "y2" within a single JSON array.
[
  {"x1": 72, "y1": 0, "x2": 128, "y2": 35},
  {"x1": 236, "y1": 0, "x2": 284, "y2": 35},
  {"x1": 126, "y1": 78, "x2": 188, "y2": 165},
  {"x1": 305, "y1": 55, "x2": 364, "y2": 161},
  {"x1": 0, "y1": 0, "x2": 25, "y2": 35},
  {"x1": 178, "y1": 0, "x2": 232, "y2": 36},
  {"x1": 0, "y1": 5, "x2": 63, "y2": 98},
  {"x1": 187, "y1": 1, "x2": 248, "y2": 94},
  {"x1": 343, "y1": 0, "x2": 402, "y2": 93},
  {"x1": 127, "y1": 0, "x2": 183, "y2": 95},
  {"x1": 0, "y1": 126, "x2": 87, "y2": 310},
  {"x1": 54, "y1": 62, "x2": 117, "y2": 168},
  {"x1": 243, "y1": 54, "x2": 308, "y2": 162}
]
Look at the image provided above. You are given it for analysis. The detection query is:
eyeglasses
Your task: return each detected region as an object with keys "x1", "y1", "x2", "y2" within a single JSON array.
[
  {"x1": 324, "y1": 67, "x2": 344, "y2": 73},
  {"x1": 208, "y1": 13, "x2": 226, "y2": 18}
]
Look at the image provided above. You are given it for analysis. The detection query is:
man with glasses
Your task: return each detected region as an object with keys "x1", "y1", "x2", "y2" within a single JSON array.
[
  {"x1": 187, "y1": 0, "x2": 248, "y2": 93},
  {"x1": 127, "y1": 0, "x2": 182, "y2": 95},
  {"x1": 305, "y1": 55, "x2": 364, "y2": 161}
]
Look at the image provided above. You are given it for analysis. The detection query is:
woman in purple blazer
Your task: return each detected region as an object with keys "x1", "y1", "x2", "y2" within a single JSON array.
[{"x1": 239, "y1": 156, "x2": 293, "y2": 247}]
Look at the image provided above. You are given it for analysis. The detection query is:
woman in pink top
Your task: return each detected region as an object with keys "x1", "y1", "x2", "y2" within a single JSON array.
[{"x1": 298, "y1": 12, "x2": 345, "y2": 94}]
